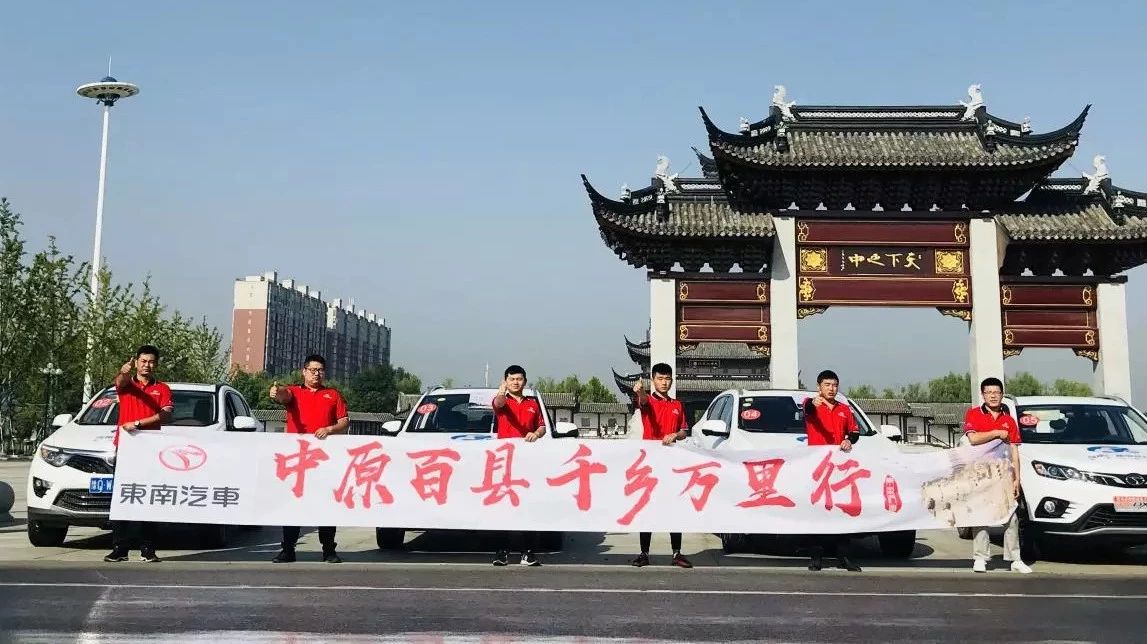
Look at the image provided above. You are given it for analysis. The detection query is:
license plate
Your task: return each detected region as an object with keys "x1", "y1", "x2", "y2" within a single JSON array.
[
  {"x1": 89, "y1": 477, "x2": 114, "y2": 494},
  {"x1": 1113, "y1": 495, "x2": 1147, "y2": 512}
]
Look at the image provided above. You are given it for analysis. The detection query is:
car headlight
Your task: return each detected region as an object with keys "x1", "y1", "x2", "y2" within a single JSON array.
[
  {"x1": 1032, "y1": 460, "x2": 1098, "y2": 483},
  {"x1": 38, "y1": 445, "x2": 70, "y2": 467}
]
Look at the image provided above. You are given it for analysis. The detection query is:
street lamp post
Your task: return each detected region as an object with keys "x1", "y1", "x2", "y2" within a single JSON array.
[
  {"x1": 76, "y1": 75, "x2": 139, "y2": 402},
  {"x1": 39, "y1": 363, "x2": 63, "y2": 443}
]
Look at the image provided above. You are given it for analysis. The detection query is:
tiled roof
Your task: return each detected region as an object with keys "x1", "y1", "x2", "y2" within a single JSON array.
[
  {"x1": 626, "y1": 338, "x2": 768, "y2": 361},
  {"x1": 584, "y1": 180, "x2": 775, "y2": 238},
  {"x1": 702, "y1": 104, "x2": 1087, "y2": 170},
  {"x1": 577, "y1": 402, "x2": 631, "y2": 415},
  {"x1": 998, "y1": 201, "x2": 1147, "y2": 242},
  {"x1": 853, "y1": 398, "x2": 912, "y2": 415},
  {"x1": 908, "y1": 403, "x2": 934, "y2": 419},
  {"x1": 540, "y1": 392, "x2": 578, "y2": 408},
  {"x1": 710, "y1": 129, "x2": 1077, "y2": 169},
  {"x1": 676, "y1": 378, "x2": 772, "y2": 392}
]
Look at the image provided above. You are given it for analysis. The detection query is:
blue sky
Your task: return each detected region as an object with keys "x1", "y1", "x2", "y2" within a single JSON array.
[{"x1": 2, "y1": 1, "x2": 1145, "y2": 402}]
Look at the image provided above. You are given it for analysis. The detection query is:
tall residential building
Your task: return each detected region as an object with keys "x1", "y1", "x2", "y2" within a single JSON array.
[{"x1": 231, "y1": 272, "x2": 391, "y2": 380}]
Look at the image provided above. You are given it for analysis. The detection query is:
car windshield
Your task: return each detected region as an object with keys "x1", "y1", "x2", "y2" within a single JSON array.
[
  {"x1": 736, "y1": 394, "x2": 876, "y2": 435},
  {"x1": 1017, "y1": 404, "x2": 1147, "y2": 445},
  {"x1": 75, "y1": 389, "x2": 217, "y2": 427},
  {"x1": 406, "y1": 393, "x2": 499, "y2": 433}
]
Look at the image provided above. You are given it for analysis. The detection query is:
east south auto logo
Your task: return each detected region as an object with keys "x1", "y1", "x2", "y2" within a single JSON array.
[{"x1": 158, "y1": 444, "x2": 209, "y2": 471}]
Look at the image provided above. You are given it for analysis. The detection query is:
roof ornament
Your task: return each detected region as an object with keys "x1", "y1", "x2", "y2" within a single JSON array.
[
  {"x1": 1082, "y1": 155, "x2": 1109, "y2": 194},
  {"x1": 1021, "y1": 116, "x2": 1032, "y2": 135},
  {"x1": 960, "y1": 84, "x2": 984, "y2": 121},
  {"x1": 654, "y1": 155, "x2": 680, "y2": 193},
  {"x1": 771, "y1": 85, "x2": 796, "y2": 121},
  {"x1": 739, "y1": 116, "x2": 751, "y2": 133},
  {"x1": 620, "y1": 183, "x2": 631, "y2": 202}
]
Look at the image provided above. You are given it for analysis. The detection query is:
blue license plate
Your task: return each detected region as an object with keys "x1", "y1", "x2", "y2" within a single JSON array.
[{"x1": 89, "y1": 477, "x2": 114, "y2": 494}]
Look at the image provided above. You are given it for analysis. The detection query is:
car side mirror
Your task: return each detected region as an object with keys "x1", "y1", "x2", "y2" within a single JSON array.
[
  {"x1": 51, "y1": 413, "x2": 73, "y2": 428},
  {"x1": 381, "y1": 420, "x2": 403, "y2": 436},
  {"x1": 699, "y1": 419, "x2": 730, "y2": 437},
  {"x1": 230, "y1": 416, "x2": 260, "y2": 432},
  {"x1": 880, "y1": 424, "x2": 903, "y2": 442},
  {"x1": 552, "y1": 421, "x2": 580, "y2": 438}
]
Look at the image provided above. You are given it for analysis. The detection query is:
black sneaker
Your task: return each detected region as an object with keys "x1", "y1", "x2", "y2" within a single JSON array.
[
  {"x1": 521, "y1": 551, "x2": 541, "y2": 567},
  {"x1": 103, "y1": 548, "x2": 129, "y2": 563},
  {"x1": 322, "y1": 550, "x2": 343, "y2": 564},
  {"x1": 493, "y1": 550, "x2": 509, "y2": 566},
  {"x1": 808, "y1": 555, "x2": 823, "y2": 571},
  {"x1": 139, "y1": 549, "x2": 162, "y2": 563},
  {"x1": 272, "y1": 549, "x2": 296, "y2": 563},
  {"x1": 672, "y1": 552, "x2": 693, "y2": 569},
  {"x1": 837, "y1": 555, "x2": 862, "y2": 572},
  {"x1": 631, "y1": 553, "x2": 650, "y2": 567}
]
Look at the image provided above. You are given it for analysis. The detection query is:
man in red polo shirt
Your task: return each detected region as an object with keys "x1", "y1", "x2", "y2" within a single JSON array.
[
  {"x1": 963, "y1": 376, "x2": 1031, "y2": 574},
  {"x1": 802, "y1": 369, "x2": 862, "y2": 572},
  {"x1": 104, "y1": 344, "x2": 174, "y2": 563},
  {"x1": 268, "y1": 354, "x2": 349, "y2": 563},
  {"x1": 631, "y1": 362, "x2": 692, "y2": 568},
  {"x1": 490, "y1": 364, "x2": 545, "y2": 566}
]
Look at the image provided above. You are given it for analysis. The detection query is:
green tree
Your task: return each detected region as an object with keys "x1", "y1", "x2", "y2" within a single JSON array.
[
  {"x1": 1049, "y1": 378, "x2": 1093, "y2": 397},
  {"x1": 880, "y1": 387, "x2": 898, "y2": 399},
  {"x1": 926, "y1": 372, "x2": 971, "y2": 402},
  {"x1": 395, "y1": 367, "x2": 423, "y2": 394},
  {"x1": 346, "y1": 364, "x2": 398, "y2": 413},
  {"x1": 580, "y1": 377, "x2": 619, "y2": 403},
  {"x1": 1005, "y1": 371, "x2": 1044, "y2": 396},
  {"x1": 898, "y1": 382, "x2": 927, "y2": 402},
  {"x1": 846, "y1": 384, "x2": 878, "y2": 398}
]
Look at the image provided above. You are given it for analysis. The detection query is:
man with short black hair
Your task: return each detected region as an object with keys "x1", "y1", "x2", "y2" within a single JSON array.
[
  {"x1": 963, "y1": 377, "x2": 1031, "y2": 574},
  {"x1": 104, "y1": 345, "x2": 174, "y2": 563},
  {"x1": 631, "y1": 362, "x2": 692, "y2": 568},
  {"x1": 491, "y1": 364, "x2": 545, "y2": 566},
  {"x1": 802, "y1": 369, "x2": 862, "y2": 572},
  {"x1": 269, "y1": 354, "x2": 350, "y2": 563}
]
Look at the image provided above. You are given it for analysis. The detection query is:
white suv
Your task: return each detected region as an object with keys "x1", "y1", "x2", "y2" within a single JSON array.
[
  {"x1": 1004, "y1": 395, "x2": 1147, "y2": 558},
  {"x1": 689, "y1": 389, "x2": 917, "y2": 558},
  {"x1": 374, "y1": 387, "x2": 580, "y2": 551},
  {"x1": 26, "y1": 383, "x2": 264, "y2": 548}
]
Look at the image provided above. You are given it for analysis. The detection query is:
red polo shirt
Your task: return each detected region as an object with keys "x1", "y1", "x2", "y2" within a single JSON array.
[
  {"x1": 637, "y1": 393, "x2": 688, "y2": 440},
  {"x1": 285, "y1": 385, "x2": 348, "y2": 434},
  {"x1": 493, "y1": 395, "x2": 545, "y2": 439},
  {"x1": 113, "y1": 377, "x2": 173, "y2": 447},
  {"x1": 963, "y1": 404, "x2": 1021, "y2": 443},
  {"x1": 804, "y1": 397, "x2": 857, "y2": 446}
]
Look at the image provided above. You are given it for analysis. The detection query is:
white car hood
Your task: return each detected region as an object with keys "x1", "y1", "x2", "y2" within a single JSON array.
[
  {"x1": 1021, "y1": 443, "x2": 1147, "y2": 473},
  {"x1": 40, "y1": 423, "x2": 118, "y2": 454}
]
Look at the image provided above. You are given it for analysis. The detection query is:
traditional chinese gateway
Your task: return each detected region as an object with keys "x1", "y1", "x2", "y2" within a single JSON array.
[{"x1": 584, "y1": 86, "x2": 1146, "y2": 415}]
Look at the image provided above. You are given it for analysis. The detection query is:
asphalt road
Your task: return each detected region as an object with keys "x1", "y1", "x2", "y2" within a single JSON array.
[{"x1": 2, "y1": 564, "x2": 1146, "y2": 642}]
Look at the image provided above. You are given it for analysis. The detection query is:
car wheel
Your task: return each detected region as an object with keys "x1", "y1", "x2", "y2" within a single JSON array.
[
  {"x1": 200, "y1": 524, "x2": 231, "y2": 549},
  {"x1": 720, "y1": 533, "x2": 750, "y2": 554},
  {"x1": 27, "y1": 520, "x2": 68, "y2": 547},
  {"x1": 376, "y1": 528, "x2": 405, "y2": 550},
  {"x1": 539, "y1": 531, "x2": 564, "y2": 552},
  {"x1": 956, "y1": 526, "x2": 974, "y2": 540},
  {"x1": 878, "y1": 530, "x2": 916, "y2": 558}
]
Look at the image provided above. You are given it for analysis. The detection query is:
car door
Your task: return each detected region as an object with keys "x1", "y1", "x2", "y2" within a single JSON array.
[{"x1": 695, "y1": 394, "x2": 733, "y2": 450}]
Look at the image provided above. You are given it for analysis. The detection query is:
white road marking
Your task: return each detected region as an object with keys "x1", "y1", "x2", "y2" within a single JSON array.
[{"x1": 1, "y1": 581, "x2": 1145, "y2": 600}]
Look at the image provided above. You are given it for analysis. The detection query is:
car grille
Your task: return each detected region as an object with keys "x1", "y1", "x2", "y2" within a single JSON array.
[
  {"x1": 54, "y1": 490, "x2": 112, "y2": 513},
  {"x1": 1081, "y1": 504, "x2": 1147, "y2": 531},
  {"x1": 67, "y1": 454, "x2": 114, "y2": 474}
]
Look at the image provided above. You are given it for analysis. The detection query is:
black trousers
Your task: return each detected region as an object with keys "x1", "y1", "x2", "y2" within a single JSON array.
[
  {"x1": 808, "y1": 534, "x2": 850, "y2": 557},
  {"x1": 639, "y1": 532, "x2": 682, "y2": 554},
  {"x1": 497, "y1": 530, "x2": 538, "y2": 554},
  {"x1": 112, "y1": 520, "x2": 158, "y2": 551},
  {"x1": 282, "y1": 526, "x2": 337, "y2": 551}
]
